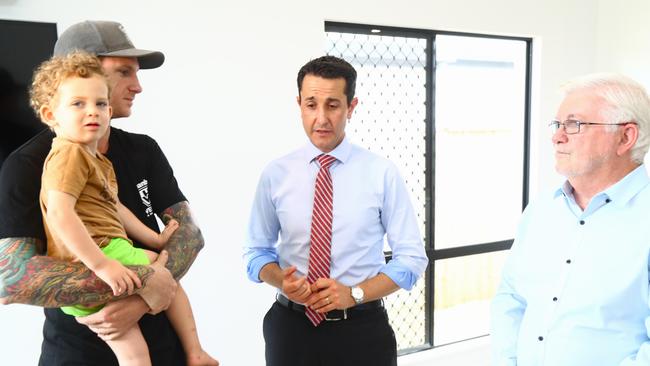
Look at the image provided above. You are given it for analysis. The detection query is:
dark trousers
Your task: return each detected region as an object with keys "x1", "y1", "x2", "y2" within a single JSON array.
[
  {"x1": 38, "y1": 308, "x2": 186, "y2": 366},
  {"x1": 263, "y1": 301, "x2": 397, "y2": 366}
]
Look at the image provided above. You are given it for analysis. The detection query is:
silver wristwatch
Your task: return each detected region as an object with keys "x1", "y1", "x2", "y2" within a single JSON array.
[{"x1": 351, "y1": 286, "x2": 364, "y2": 305}]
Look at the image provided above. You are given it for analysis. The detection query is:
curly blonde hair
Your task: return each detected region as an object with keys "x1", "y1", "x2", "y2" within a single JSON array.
[{"x1": 29, "y1": 51, "x2": 110, "y2": 123}]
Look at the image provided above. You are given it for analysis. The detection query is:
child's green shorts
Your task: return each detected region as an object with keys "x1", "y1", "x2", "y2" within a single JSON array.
[{"x1": 61, "y1": 237, "x2": 150, "y2": 317}]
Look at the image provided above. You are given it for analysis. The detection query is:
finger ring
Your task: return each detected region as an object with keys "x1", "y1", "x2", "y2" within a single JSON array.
[{"x1": 326, "y1": 297, "x2": 330, "y2": 304}]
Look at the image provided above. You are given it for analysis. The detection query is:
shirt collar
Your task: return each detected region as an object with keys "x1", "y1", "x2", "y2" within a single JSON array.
[
  {"x1": 554, "y1": 181, "x2": 573, "y2": 199},
  {"x1": 52, "y1": 136, "x2": 86, "y2": 153},
  {"x1": 553, "y1": 164, "x2": 650, "y2": 207},
  {"x1": 602, "y1": 164, "x2": 650, "y2": 207},
  {"x1": 303, "y1": 136, "x2": 352, "y2": 165}
]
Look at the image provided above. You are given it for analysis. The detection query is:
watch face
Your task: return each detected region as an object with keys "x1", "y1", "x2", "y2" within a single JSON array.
[{"x1": 352, "y1": 287, "x2": 364, "y2": 301}]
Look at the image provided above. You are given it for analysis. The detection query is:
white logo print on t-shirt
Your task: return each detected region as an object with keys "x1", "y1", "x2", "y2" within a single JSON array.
[{"x1": 136, "y1": 179, "x2": 154, "y2": 217}]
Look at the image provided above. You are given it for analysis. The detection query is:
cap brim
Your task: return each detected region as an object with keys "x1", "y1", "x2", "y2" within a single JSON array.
[{"x1": 101, "y1": 48, "x2": 165, "y2": 69}]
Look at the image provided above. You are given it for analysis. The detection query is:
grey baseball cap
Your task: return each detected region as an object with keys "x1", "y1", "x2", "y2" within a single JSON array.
[{"x1": 53, "y1": 21, "x2": 164, "y2": 69}]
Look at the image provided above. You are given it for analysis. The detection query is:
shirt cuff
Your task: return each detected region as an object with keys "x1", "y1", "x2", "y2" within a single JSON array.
[
  {"x1": 245, "y1": 249, "x2": 278, "y2": 283},
  {"x1": 380, "y1": 261, "x2": 419, "y2": 290}
]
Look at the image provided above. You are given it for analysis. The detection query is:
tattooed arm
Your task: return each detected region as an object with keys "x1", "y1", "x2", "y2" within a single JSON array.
[
  {"x1": 0, "y1": 236, "x2": 153, "y2": 307},
  {"x1": 158, "y1": 201, "x2": 204, "y2": 280}
]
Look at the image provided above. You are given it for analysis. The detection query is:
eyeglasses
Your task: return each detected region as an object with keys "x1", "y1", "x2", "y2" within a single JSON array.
[{"x1": 549, "y1": 119, "x2": 636, "y2": 134}]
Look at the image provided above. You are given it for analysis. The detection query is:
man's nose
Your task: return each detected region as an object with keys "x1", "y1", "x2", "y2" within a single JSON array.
[
  {"x1": 315, "y1": 106, "x2": 327, "y2": 123},
  {"x1": 130, "y1": 75, "x2": 143, "y2": 94},
  {"x1": 551, "y1": 124, "x2": 567, "y2": 144}
]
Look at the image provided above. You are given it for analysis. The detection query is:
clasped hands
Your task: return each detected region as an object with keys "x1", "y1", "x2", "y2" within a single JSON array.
[{"x1": 281, "y1": 266, "x2": 355, "y2": 313}]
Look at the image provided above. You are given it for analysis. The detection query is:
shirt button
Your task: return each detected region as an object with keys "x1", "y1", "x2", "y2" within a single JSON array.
[
  {"x1": 553, "y1": 297, "x2": 558, "y2": 301},
  {"x1": 606, "y1": 198, "x2": 611, "y2": 203},
  {"x1": 566, "y1": 259, "x2": 572, "y2": 264},
  {"x1": 538, "y1": 336, "x2": 544, "y2": 341},
  {"x1": 579, "y1": 220, "x2": 585, "y2": 225}
]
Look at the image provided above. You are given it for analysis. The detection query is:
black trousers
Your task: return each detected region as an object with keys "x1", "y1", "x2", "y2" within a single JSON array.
[
  {"x1": 263, "y1": 301, "x2": 397, "y2": 366},
  {"x1": 38, "y1": 308, "x2": 186, "y2": 366}
]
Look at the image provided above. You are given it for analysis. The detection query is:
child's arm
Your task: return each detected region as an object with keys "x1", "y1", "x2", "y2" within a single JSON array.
[
  {"x1": 46, "y1": 190, "x2": 142, "y2": 296},
  {"x1": 117, "y1": 201, "x2": 178, "y2": 250}
]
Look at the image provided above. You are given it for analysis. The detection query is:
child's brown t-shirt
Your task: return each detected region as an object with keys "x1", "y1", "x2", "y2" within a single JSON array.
[{"x1": 40, "y1": 137, "x2": 128, "y2": 261}]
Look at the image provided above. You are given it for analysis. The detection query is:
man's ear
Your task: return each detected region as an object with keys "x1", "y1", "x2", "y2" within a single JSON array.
[
  {"x1": 617, "y1": 122, "x2": 639, "y2": 157},
  {"x1": 346, "y1": 97, "x2": 359, "y2": 119},
  {"x1": 39, "y1": 105, "x2": 57, "y2": 128},
  {"x1": 296, "y1": 95, "x2": 301, "y2": 106}
]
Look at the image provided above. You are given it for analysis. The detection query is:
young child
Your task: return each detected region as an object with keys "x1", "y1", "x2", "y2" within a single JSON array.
[{"x1": 30, "y1": 51, "x2": 218, "y2": 366}]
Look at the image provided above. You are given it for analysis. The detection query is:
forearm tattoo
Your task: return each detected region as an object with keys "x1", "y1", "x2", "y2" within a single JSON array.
[
  {"x1": 0, "y1": 237, "x2": 153, "y2": 307},
  {"x1": 160, "y1": 201, "x2": 205, "y2": 279}
]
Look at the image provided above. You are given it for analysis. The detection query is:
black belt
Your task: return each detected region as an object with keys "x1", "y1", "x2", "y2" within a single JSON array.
[{"x1": 276, "y1": 294, "x2": 384, "y2": 321}]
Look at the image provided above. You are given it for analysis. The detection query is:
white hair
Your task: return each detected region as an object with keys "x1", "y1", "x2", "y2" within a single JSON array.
[{"x1": 561, "y1": 73, "x2": 650, "y2": 163}]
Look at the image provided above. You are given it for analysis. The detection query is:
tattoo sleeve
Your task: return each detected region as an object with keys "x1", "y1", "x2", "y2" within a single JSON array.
[
  {"x1": 159, "y1": 201, "x2": 205, "y2": 279},
  {"x1": 0, "y1": 237, "x2": 153, "y2": 307}
]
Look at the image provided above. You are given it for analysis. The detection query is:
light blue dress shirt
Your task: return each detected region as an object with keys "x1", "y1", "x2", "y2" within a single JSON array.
[
  {"x1": 491, "y1": 164, "x2": 650, "y2": 366},
  {"x1": 244, "y1": 137, "x2": 428, "y2": 293}
]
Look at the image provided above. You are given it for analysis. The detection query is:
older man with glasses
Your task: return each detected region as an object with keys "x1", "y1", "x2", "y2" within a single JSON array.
[{"x1": 491, "y1": 73, "x2": 650, "y2": 366}]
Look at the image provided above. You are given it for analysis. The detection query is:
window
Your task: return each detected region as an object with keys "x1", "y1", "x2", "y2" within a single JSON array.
[{"x1": 325, "y1": 22, "x2": 531, "y2": 354}]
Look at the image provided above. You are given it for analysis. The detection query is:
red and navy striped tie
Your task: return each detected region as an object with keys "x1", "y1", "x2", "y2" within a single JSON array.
[{"x1": 305, "y1": 154, "x2": 336, "y2": 326}]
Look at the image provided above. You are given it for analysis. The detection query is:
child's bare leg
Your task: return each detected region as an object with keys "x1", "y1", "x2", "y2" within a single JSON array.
[
  {"x1": 143, "y1": 251, "x2": 218, "y2": 366},
  {"x1": 105, "y1": 325, "x2": 151, "y2": 366},
  {"x1": 169, "y1": 285, "x2": 218, "y2": 365}
]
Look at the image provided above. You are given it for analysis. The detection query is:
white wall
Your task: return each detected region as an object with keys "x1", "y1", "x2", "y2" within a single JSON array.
[
  {"x1": 596, "y1": 0, "x2": 650, "y2": 86},
  {"x1": 595, "y1": 0, "x2": 650, "y2": 167},
  {"x1": 0, "y1": 0, "x2": 616, "y2": 364}
]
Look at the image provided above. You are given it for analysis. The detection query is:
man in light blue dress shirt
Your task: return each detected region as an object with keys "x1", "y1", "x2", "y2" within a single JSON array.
[
  {"x1": 244, "y1": 56, "x2": 428, "y2": 366},
  {"x1": 491, "y1": 73, "x2": 650, "y2": 366}
]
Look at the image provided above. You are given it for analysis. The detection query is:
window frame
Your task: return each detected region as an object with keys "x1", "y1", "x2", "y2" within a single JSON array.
[{"x1": 325, "y1": 21, "x2": 533, "y2": 354}]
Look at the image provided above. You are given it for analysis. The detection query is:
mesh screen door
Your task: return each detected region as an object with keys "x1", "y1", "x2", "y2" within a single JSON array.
[
  {"x1": 325, "y1": 22, "x2": 531, "y2": 355},
  {"x1": 326, "y1": 30, "x2": 429, "y2": 352}
]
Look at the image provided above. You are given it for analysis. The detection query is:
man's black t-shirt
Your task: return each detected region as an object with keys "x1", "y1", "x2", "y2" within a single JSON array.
[{"x1": 0, "y1": 127, "x2": 188, "y2": 366}]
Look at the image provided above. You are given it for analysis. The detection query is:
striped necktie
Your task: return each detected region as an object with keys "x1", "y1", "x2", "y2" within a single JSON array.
[{"x1": 305, "y1": 154, "x2": 337, "y2": 326}]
